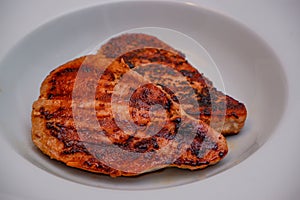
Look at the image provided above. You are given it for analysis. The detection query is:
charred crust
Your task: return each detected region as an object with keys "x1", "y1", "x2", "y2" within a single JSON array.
[
  {"x1": 163, "y1": 99, "x2": 172, "y2": 111},
  {"x1": 61, "y1": 67, "x2": 78, "y2": 73},
  {"x1": 172, "y1": 117, "x2": 182, "y2": 132},
  {"x1": 157, "y1": 83, "x2": 179, "y2": 103},
  {"x1": 126, "y1": 61, "x2": 135, "y2": 69},
  {"x1": 230, "y1": 112, "x2": 239, "y2": 119},
  {"x1": 179, "y1": 69, "x2": 196, "y2": 78},
  {"x1": 101, "y1": 69, "x2": 115, "y2": 81},
  {"x1": 39, "y1": 107, "x2": 69, "y2": 120},
  {"x1": 39, "y1": 107, "x2": 54, "y2": 120},
  {"x1": 173, "y1": 157, "x2": 210, "y2": 166},
  {"x1": 134, "y1": 137, "x2": 159, "y2": 153},
  {"x1": 114, "y1": 136, "x2": 160, "y2": 153},
  {"x1": 47, "y1": 93, "x2": 54, "y2": 99},
  {"x1": 129, "y1": 84, "x2": 175, "y2": 119},
  {"x1": 155, "y1": 127, "x2": 176, "y2": 140},
  {"x1": 133, "y1": 139, "x2": 151, "y2": 153},
  {"x1": 44, "y1": 121, "x2": 90, "y2": 155},
  {"x1": 196, "y1": 87, "x2": 212, "y2": 107},
  {"x1": 62, "y1": 140, "x2": 90, "y2": 155}
]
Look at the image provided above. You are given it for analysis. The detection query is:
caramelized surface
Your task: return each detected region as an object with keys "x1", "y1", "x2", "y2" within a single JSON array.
[{"x1": 31, "y1": 33, "x2": 247, "y2": 177}]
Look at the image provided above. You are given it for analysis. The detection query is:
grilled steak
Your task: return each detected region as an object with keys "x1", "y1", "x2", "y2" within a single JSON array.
[
  {"x1": 32, "y1": 33, "x2": 246, "y2": 177},
  {"x1": 96, "y1": 33, "x2": 247, "y2": 135}
]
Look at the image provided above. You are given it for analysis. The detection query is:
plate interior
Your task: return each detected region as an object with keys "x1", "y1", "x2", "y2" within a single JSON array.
[{"x1": 0, "y1": 1, "x2": 287, "y2": 190}]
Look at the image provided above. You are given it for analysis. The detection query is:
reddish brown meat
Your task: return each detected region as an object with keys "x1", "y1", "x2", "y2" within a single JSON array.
[{"x1": 31, "y1": 33, "x2": 246, "y2": 177}]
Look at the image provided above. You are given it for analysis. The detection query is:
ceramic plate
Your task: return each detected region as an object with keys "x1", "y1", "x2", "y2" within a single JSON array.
[{"x1": 0, "y1": 0, "x2": 288, "y2": 195}]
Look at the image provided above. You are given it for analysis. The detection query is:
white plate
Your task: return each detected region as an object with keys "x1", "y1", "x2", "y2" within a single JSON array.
[{"x1": 0, "y1": 0, "x2": 295, "y2": 199}]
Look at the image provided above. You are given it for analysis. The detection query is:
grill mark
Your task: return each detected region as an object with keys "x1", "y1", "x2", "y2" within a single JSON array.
[
  {"x1": 44, "y1": 61, "x2": 112, "y2": 100},
  {"x1": 83, "y1": 157, "x2": 121, "y2": 173},
  {"x1": 44, "y1": 119, "x2": 182, "y2": 155},
  {"x1": 118, "y1": 48, "x2": 229, "y2": 124},
  {"x1": 173, "y1": 157, "x2": 210, "y2": 166}
]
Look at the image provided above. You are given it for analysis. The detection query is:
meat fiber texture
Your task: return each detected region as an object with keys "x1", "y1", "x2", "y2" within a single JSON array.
[{"x1": 31, "y1": 33, "x2": 246, "y2": 177}]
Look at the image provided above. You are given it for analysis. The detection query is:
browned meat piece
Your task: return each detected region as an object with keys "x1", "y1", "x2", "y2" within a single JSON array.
[
  {"x1": 32, "y1": 50, "x2": 228, "y2": 177},
  {"x1": 97, "y1": 33, "x2": 246, "y2": 135},
  {"x1": 32, "y1": 33, "x2": 246, "y2": 177},
  {"x1": 40, "y1": 33, "x2": 247, "y2": 135}
]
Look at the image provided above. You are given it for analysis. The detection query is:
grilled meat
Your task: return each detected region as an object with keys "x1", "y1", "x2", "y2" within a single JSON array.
[
  {"x1": 97, "y1": 33, "x2": 247, "y2": 135},
  {"x1": 32, "y1": 33, "x2": 246, "y2": 177},
  {"x1": 32, "y1": 51, "x2": 228, "y2": 176}
]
